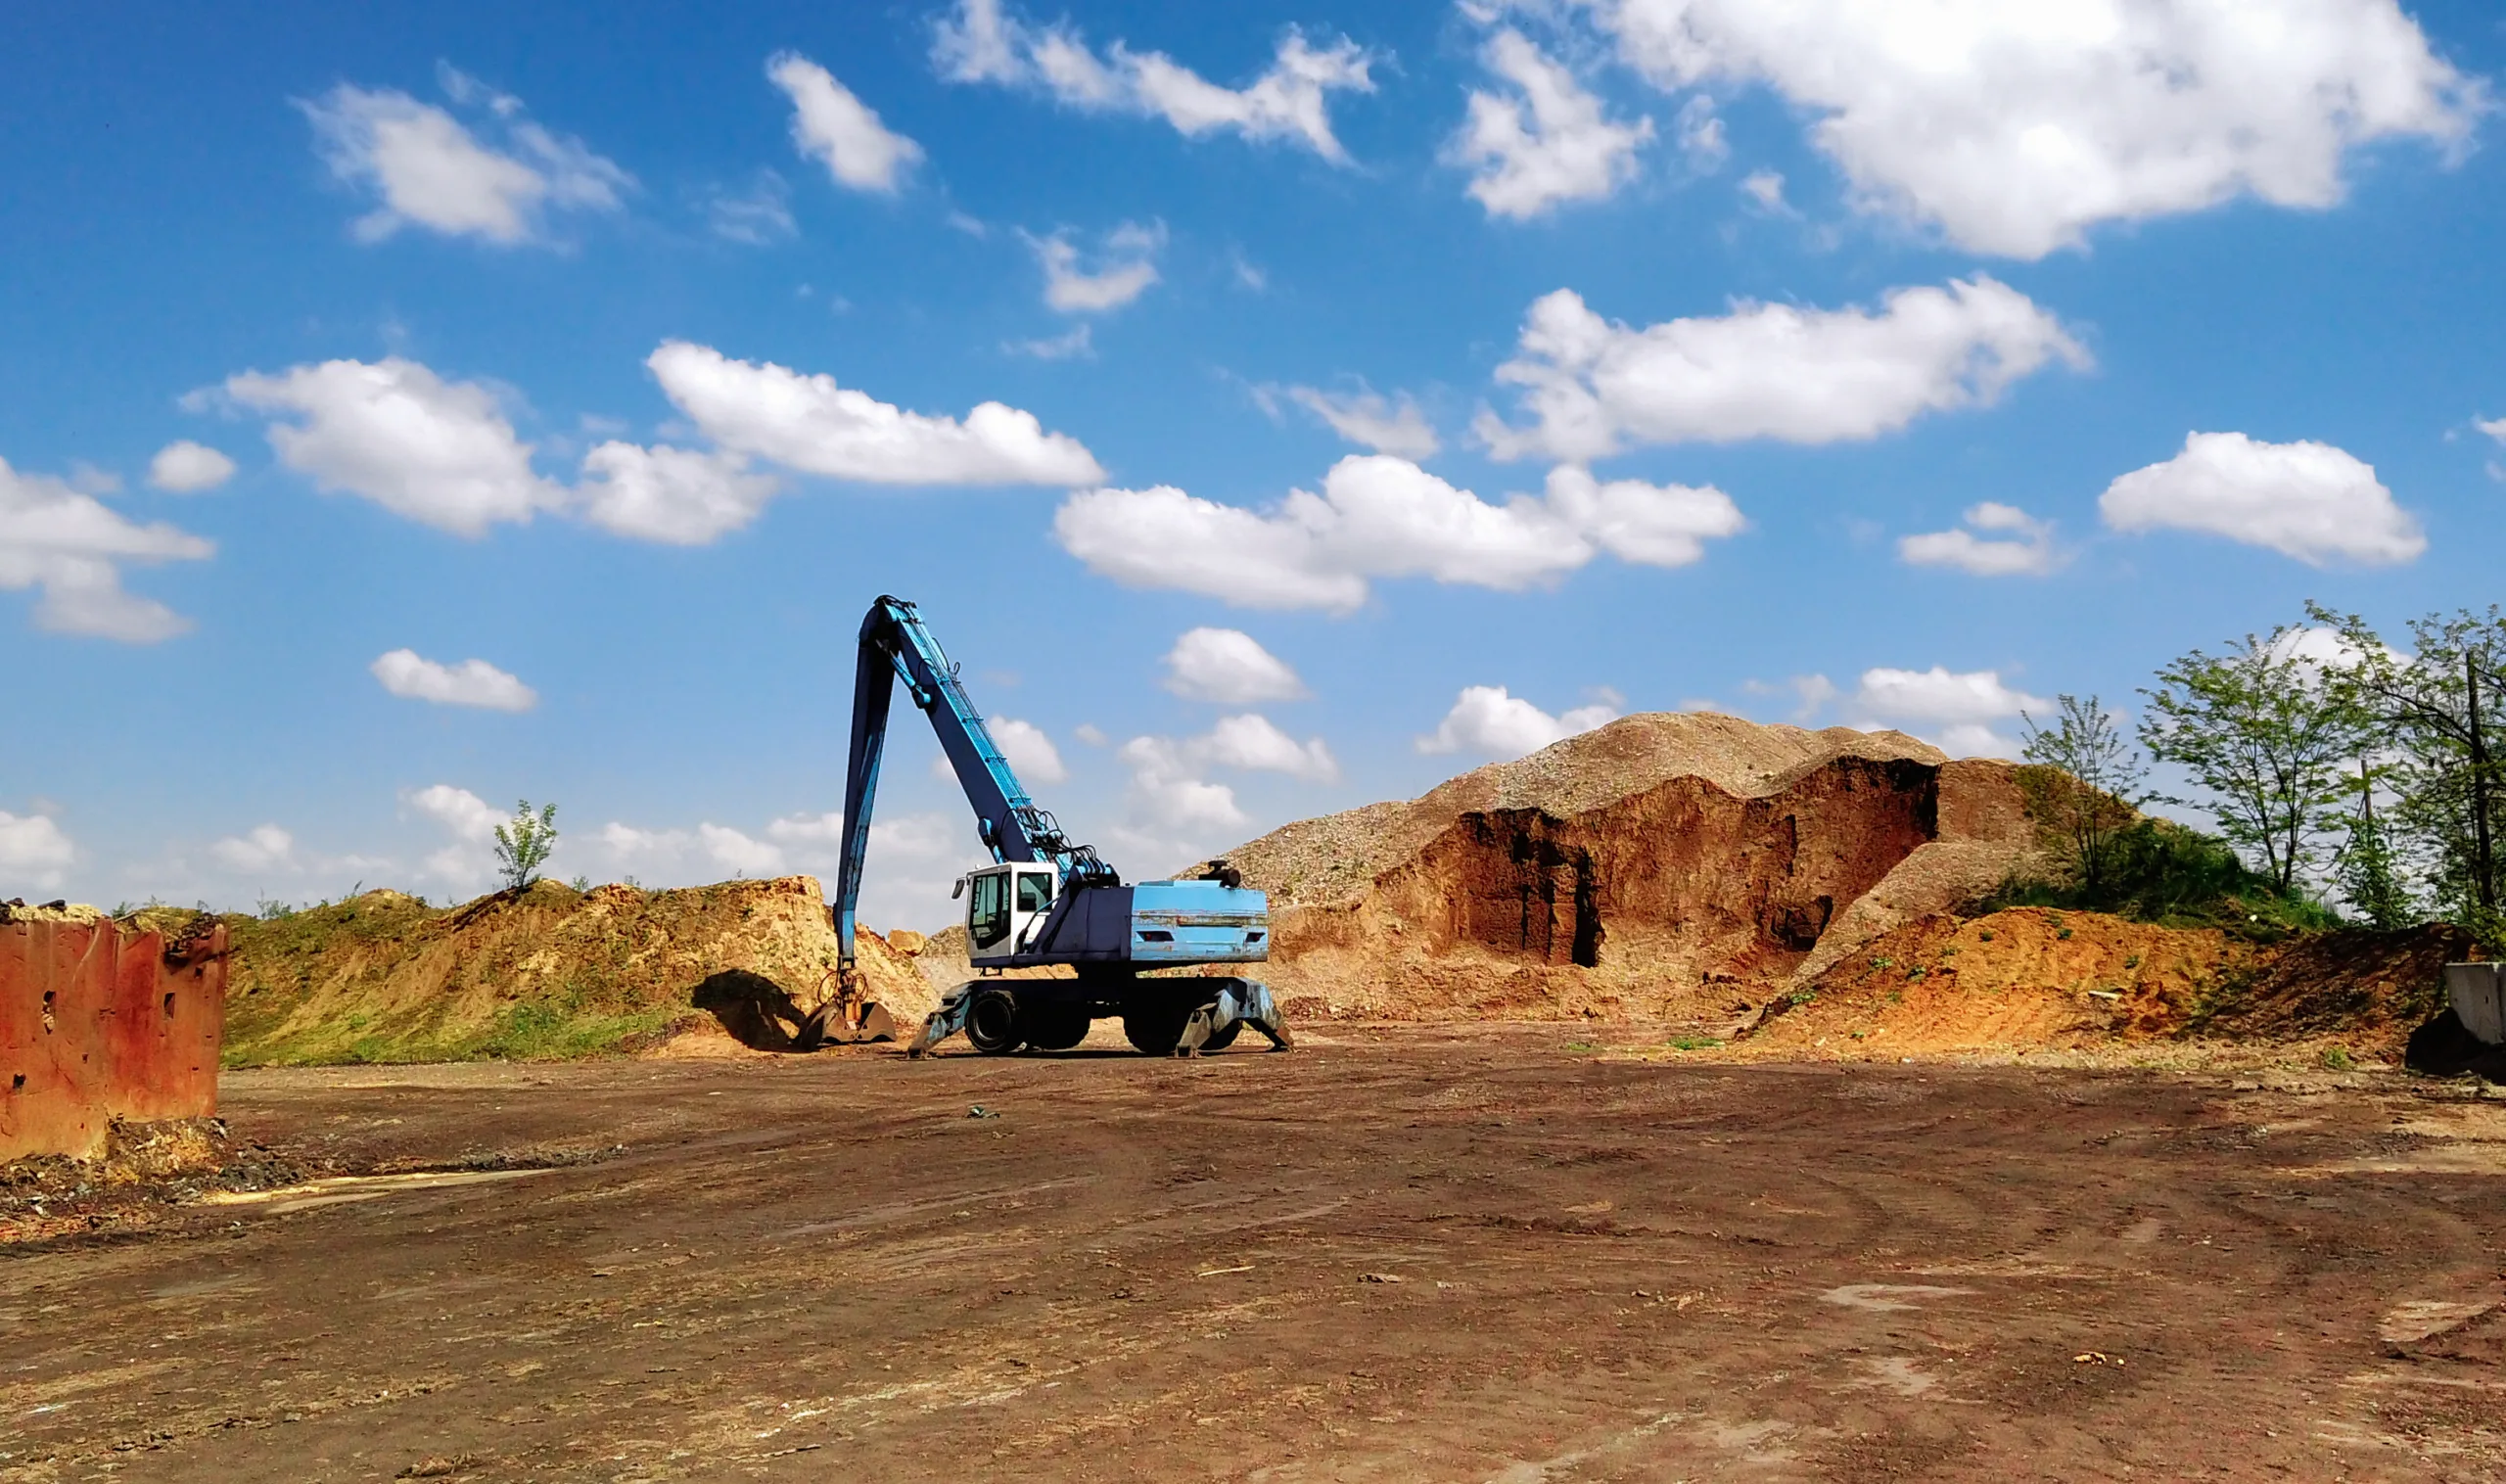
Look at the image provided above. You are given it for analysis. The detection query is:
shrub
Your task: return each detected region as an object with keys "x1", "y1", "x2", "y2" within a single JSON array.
[
  {"x1": 1981, "y1": 818, "x2": 2336, "y2": 938},
  {"x1": 494, "y1": 801, "x2": 559, "y2": 892}
]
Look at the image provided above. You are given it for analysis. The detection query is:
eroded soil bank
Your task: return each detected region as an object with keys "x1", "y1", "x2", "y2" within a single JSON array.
[{"x1": 4, "y1": 1030, "x2": 2502, "y2": 1481}]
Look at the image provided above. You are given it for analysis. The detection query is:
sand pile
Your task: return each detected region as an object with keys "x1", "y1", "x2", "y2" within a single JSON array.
[
  {"x1": 1743, "y1": 906, "x2": 2473, "y2": 1063},
  {"x1": 220, "y1": 876, "x2": 932, "y2": 1065},
  {"x1": 1214, "y1": 712, "x2": 2044, "y2": 1022}
]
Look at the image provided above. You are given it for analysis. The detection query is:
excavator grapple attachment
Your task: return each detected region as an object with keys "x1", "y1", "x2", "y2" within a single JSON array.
[
  {"x1": 791, "y1": 966, "x2": 898, "y2": 1050},
  {"x1": 792, "y1": 999, "x2": 896, "y2": 1050},
  {"x1": 1175, "y1": 978, "x2": 1293, "y2": 1056}
]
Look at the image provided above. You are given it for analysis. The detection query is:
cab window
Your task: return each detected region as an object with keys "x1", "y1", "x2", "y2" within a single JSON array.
[
  {"x1": 968, "y1": 872, "x2": 1009, "y2": 949},
  {"x1": 1017, "y1": 872, "x2": 1053, "y2": 914}
]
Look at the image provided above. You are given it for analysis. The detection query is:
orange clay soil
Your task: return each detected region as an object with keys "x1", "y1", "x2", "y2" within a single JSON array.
[
  {"x1": 1216, "y1": 711, "x2": 2044, "y2": 1024},
  {"x1": 1740, "y1": 905, "x2": 2475, "y2": 1065}
]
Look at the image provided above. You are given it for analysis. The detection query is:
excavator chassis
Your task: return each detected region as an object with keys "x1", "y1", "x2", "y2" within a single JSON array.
[{"x1": 908, "y1": 976, "x2": 1292, "y2": 1059}]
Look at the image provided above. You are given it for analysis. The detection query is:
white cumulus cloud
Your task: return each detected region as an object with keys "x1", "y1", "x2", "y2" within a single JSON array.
[
  {"x1": 929, "y1": 715, "x2": 1068, "y2": 788},
  {"x1": 1112, "y1": 713, "x2": 1341, "y2": 854},
  {"x1": 646, "y1": 341, "x2": 1105, "y2": 487},
  {"x1": 1164, "y1": 627, "x2": 1308, "y2": 705},
  {"x1": 219, "y1": 357, "x2": 567, "y2": 536},
  {"x1": 0, "y1": 456, "x2": 214, "y2": 642},
  {"x1": 1056, "y1": 454, "x2": 1740, "y2": 614},
  {"x1": 300, "y1": 70, "x2": 631, "y2": 246},
  {"x1": 992, "y1": 718, "x2": 1069, "y2": 787},
  {"x1": 1898, "y1": 501, "x2": 2061, "y2": 577},
  {"x1": 147, "y1": 441, "x2": 236, "y2": 493},
  {"x1": 1449, "y1": 28, "x2": 1653, "y2": 219},
  {"x1": 704, "y1": 170, "x2": 797, "y2": 245},
  {"x1": 1584, "y1": 0, "x2": 2482, "y2": 258},
  {"x1": 597, "y1": 821, "x2": 786, "y2": 880},
  {"x1": 1025, "y1": 221, "x2": 1164, "y2": 313},
  {"x1": 0, "y1": 810, "x2": 75, "y2": 890},
  {"x1": 210, "y1": 824, "x2": 299, "y2": 875},
  {"x1": 1477, "y1": 277, "x2": 2088, "y2": 462},
  {"x1": 1004, "y1": 324, "x2": 1094, "y2": 361},
  {"x1": 2099, "y1": 431, "x2": 2424, "y2": 567},
  {"x1": 406, "y1": 783, "x2": 503, "y2": 842},
  {"x1": 1198, "y1": 713, "x2": 1338, "y2": 783},
  {"x1": 370, "y1": 649, "x2": 539, "y2": 712},
  {"x1": 1271, "y1": 384, "x2": 1441, "y2": 459},
  {"x1": 576, "y1": 441, "x2": 781, "y2": 544},
  {"x1": 1539, "y1": 465, "x2": 1747, "y2": 568},
  {"x1": 403, "y1": 783, "x2": 505, "y2": 885},
  {"x1": 1417, "y1": 684, "x2": 1620, "y2": 761},
  {"x1": 1848, "y1": 666, "x2": 2048, "y2": 759},
  {"x1": 767, "y1": 52, "x2": 925, "y2": 194},
  {"x1": 933, "y1": 0, "x2": 1377, "y2": 162},
  {"x1": 1117, "y1": 736, "x2": 1250, "y2": 835}
]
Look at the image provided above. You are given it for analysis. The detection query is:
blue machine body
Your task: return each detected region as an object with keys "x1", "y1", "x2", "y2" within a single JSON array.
[{"x1": 830, "y1": 595, "x2": 1268, "y2": 978}]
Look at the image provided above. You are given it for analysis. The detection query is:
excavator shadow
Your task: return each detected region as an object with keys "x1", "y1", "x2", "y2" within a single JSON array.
[{"x1": 689, "y1": 969, "x2": 813, "y2": 1052}]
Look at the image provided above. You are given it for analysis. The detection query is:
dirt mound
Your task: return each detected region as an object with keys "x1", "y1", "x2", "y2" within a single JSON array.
[
  {"x1": 1225, "y1": 712, "x2": 1948, "y2": 906},
  {"x1": 1215, "y1": 712, "x2": 2041, "y2": 1022},
  {"x1": 222, "y1": 877, "x2": 932, "y2": 1065},
  {"x1": 1743, "y1": 906, "x2": 2472, "y2": 1063},
  {"x1": 0, "y1": 898, "x2": 109, "y2": 925}
]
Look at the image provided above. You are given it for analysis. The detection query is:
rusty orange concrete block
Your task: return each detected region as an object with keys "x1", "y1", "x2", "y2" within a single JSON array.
[{"x1": 1, "y1": 917, "x2": 227, "y2": 1162}]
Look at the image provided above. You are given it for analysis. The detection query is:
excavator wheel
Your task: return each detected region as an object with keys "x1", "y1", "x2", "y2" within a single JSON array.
[
  {"x1": 1122, "y1": 1005, "x2": 1189, "y2": 1056},
  {"x1": 1019, "y1": 1003, "x2": 1090, "y2": 1051},
  {"x1": 964, "y1": 988, "x2": 1025, "y2": 1055}
]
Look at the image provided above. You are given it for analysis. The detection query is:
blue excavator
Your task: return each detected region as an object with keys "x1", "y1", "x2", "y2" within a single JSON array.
[{"x1": 800, "y1": 595, "x2": 1293, "y2": 1058}]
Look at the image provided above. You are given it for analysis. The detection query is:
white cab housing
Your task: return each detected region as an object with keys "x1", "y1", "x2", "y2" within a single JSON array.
[{"x1": 960, "y1": 861, "x2": 1058, "y2": 966}]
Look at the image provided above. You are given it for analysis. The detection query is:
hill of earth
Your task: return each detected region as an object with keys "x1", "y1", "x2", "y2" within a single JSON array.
[
  {"x1": 1737, "y1": 905, "x2": 2474, "y2": 1067},
  {"x1": 213, "y1": 876, "x2": 932, "y2": 1065},
  {"x1": 27, "y1": 711, "x2": 2471, "y2": 1074},
  {"x1": 1210, "y1": 712, "x2": 2043, "y2": 1023}
]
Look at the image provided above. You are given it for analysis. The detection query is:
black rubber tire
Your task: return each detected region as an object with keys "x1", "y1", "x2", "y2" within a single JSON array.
[
  {"x1": 1020, "y1": 1003, "x2": 1090, "y2": 1051},
  {"x1": 1198, "y1": 1019, "x2": 1242, "y2": 1052},
  {"x1": 965, "y1": 989, "x2": 1025, "y2": 1055},
  {"x1": 1122, "y1": 1005, "x2": 1189, "y2": 1056}
]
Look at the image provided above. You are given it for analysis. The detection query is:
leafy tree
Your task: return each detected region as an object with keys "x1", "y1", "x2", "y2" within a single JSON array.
[
  {"x1": 2334, "y1": 760, "x2": 2416, "y2": 931},
  {"x1": 2019, "y1": 694, "x2": 2146, "y2": 894},
  {"x1": 2308, "y1": 602, "x2": 2506, "y2": 945},
  {"x1": 493, "y1": 801, "x2": 559, "y2": 893},
  {"x1": 2139, "y1": 629, "x2": 2363, "y2": 895}
]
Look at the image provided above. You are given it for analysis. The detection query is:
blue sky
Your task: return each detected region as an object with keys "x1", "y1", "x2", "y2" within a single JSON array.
[{"x1": 4, "y1": 0, "x2": 2502, "y2": 928}]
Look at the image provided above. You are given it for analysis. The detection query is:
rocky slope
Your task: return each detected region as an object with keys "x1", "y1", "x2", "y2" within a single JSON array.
[{"x1": 1213, "y1": 712, "x2": 2044, "y2": 1022}]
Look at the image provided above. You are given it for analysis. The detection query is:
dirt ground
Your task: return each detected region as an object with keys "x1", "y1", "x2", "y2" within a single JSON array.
[{"x1": 7, "y1": 1028, "x2": 2506, "y2": 1482}]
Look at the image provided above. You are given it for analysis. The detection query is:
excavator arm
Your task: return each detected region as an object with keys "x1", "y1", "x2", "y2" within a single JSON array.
[{"x1": 830, "y1": 596, "x2": 1113, "y2": 970}]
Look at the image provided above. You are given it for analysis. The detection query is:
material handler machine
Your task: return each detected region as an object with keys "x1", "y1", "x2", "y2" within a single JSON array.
[{"x1": 804, "y1": 595, "x2": 1292, "y2": 1058}]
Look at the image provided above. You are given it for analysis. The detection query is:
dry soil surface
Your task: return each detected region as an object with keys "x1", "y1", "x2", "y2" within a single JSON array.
[{"x1": 7, "y1": 1029, "x2": 2506, "y2": 1482}]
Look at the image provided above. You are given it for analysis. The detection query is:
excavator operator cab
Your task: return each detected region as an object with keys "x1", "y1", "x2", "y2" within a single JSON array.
[{"x1": 957, "y1": 862, "x2": 1057, "y2": 966}]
